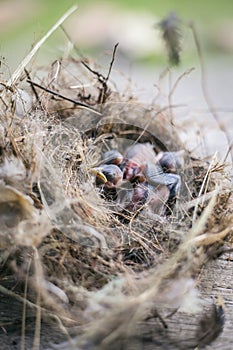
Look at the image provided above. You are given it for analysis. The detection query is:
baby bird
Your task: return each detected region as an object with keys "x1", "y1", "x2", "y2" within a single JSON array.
[
  {"x1": 91, "y1": 163, "x2": 123, "y2": 202},
  {"x1": 122, "y1": 143, "x2": 155, "y2": 181},
  {"x1": 92, "y1": 164, "x2": 123, "y2": 188},
  {"x1": 102, "y1": 150, "x2": 123, "y2": 166},
  {"x1": 91, "y1": 143, "x2": 182, "y2": 216}
]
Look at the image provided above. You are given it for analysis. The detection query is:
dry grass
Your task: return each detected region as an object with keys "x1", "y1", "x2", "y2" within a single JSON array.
[{"x1": 0, "y1": 9, "x2": 232, "y2": 350}]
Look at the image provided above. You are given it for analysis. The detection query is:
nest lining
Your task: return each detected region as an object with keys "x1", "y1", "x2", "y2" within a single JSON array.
[{"x1": 0, "y1": 57, "x2": 232, "y2": 350}]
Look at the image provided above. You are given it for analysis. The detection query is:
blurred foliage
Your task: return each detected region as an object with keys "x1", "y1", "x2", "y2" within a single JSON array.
[
  {"x1": 1, "y1": 0, "x2": 233, "y2": 41},
  {"x1": 0, "y1": 0, "x2": 232, "y2": 70}
]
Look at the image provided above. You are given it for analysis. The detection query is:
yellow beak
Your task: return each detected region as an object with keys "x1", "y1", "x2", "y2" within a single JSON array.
[{"x1": 91, "y1": 168, "x2": 108, "y2": 184}]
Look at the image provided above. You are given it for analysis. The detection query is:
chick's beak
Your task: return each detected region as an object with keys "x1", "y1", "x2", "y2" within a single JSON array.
[
  {"x1": 91, "y1": 165, "x2": 123, "y2": 188},
  {"x1": 91, "y1": 168, "x2": 108, "y2": 184}
]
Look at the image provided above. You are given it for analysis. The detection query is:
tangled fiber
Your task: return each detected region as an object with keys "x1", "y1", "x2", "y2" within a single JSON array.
[{"x1": 0, "y1": 9, "x2": 232, "y2": 350}]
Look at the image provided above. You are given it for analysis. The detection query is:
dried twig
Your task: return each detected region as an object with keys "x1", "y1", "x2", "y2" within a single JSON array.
[
  {"x1": 60, "y1": 24, "x2": 87, "y2": 60},
  {"x1": 81, "y1": 43, "x2": 119, "y2": 104},
  {"x1": 192, "y1": 153, "x2": 218, "y2": 225},
  {"x1": 134, "y1": 103, "x2": 185, "y2": 145},
  {"x1": 60, "y1": 27, "x2": 113, "y2": 106},
  {"x1": 6, "y1": 5, "x2": 78, "y2": 87},
  {"x1": 106, "y1": 43, "x2": 119, "y2": 82},
  {"x1": 168, "y1": 67, "x2": 195, "y2": 99},
  {"x1": 26, "y1": 79, "x2": 102, "y2": 116},
  {"x1": 24, "y1": 69, "x2": 42, "y2": 108},
  {"x1": 189, "y1": 22, "x2": 233, "y2": 164}
]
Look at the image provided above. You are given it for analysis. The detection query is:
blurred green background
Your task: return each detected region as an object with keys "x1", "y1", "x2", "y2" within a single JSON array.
[{"x1": 1, "y1": 0, "x2": 233, "y2": 71}]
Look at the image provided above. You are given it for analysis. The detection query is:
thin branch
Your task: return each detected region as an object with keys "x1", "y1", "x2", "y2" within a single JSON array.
[
  {"x1": 223, "y1": 141, "x2": 233, "y2": 163},
  {"x1": 6, "y1": 5, "x2": 78, "y2": 87},
  {"x1": 81, "y1": 60, "x2": 105, "y2": 82},
  {"x1": 61, "y1": 26, "x2": 119, "y2": 105},
  {"x1": 60, "y1": 25, "x2": 86, "y2": 60},
  {"x1": 81, "y1": 43, "x2": 119, "y2": 104},
  {"x1": 26, "y1": 79, "x2": 102, "y2": 116},
  {"x1": 106, "y1": 43, "x2": 119, "y2": 82},
  {"x1": 133, "y1": 103, "x2": 185, "y2": 145},
  {"x1": 167, "y1": 67, "x2": 195, "y2": 125},
  {"x1": 24, "y1": 69, "x2": 42, "y2": 108},
  {"x1": 190, "y1": 22, "x2": 233, "y2": 164},
  {"x1": 168, "y1": 69, "x2": 174, "y2": 124},
  {"x1": 169, "y1": 67, "x2": 195, "y2": 99},
  {"x1": 192, "y1": 152, "x2": 218, "y2": 225}
]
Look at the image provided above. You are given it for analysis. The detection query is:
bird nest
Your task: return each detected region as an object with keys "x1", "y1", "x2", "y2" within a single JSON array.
[{"x1": 0, "y1": 54, "x2": 232, "y2": 350}]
